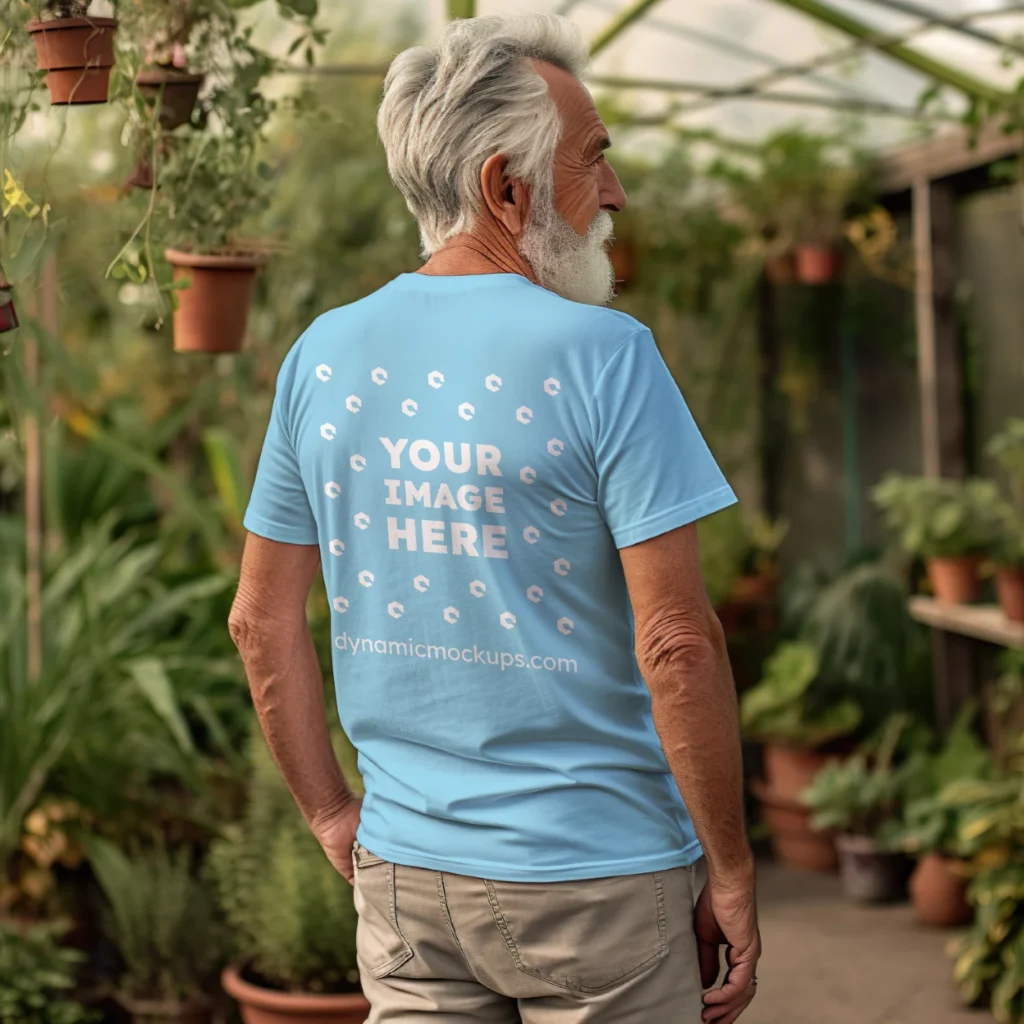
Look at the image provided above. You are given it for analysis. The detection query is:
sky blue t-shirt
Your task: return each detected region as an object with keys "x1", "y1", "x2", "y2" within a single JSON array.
[{"x1": 244, "y1": 272, "x2": 736, "y2": 881}]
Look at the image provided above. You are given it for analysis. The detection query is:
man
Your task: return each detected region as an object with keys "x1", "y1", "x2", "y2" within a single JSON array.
[{"x1": 230, "y1": 13, "x2": 760, "y2": 1024}]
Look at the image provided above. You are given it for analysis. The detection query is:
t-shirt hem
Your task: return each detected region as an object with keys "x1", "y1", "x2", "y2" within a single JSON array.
[
  {"x1": 612, "y1": 487, "x2": 738, "y2": 549},
  {"x1": 354, "y1": 834, "x2": 704, "y2": 881},
  {"x1": 243, "y1": 512, "x2": 318, "y2": 546}
]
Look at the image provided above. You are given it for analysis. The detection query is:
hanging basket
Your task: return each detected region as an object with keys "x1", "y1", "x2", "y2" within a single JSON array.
[
  {"x1": 136, "y1": 67, "x2": 205, "y2": 131},
  {"x1": 0, "y1": 282, "x2": 18, "y2": 334},
  {"x1": 165, "y1": 249, "x2": 268, "y2": 354},
  {"x1": 794, "y1": 244, "x2": 843, "y2": 286},
  {"x1": 27, "y1": 17, "x2": 118, "y2": 106}
]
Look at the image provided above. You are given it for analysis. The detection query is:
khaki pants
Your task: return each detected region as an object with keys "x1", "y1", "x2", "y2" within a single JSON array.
[{"x1": 353, "y1": 843, "x2": 705, "y2": 1023}]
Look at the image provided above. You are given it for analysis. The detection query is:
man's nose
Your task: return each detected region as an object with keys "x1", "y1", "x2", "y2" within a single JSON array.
[{"x1": 601, "y1": 163, "x2": 627, "y2": 213}]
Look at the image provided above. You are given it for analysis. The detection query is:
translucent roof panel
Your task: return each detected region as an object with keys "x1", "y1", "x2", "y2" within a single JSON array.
[{"x1": 414, "y1": 0, "x2": 1024, "y2": 150}]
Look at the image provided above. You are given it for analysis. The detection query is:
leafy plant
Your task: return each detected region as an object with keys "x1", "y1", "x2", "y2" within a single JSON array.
[
  {"x1": 0, "y1": 920, "x2": 98, "y2": 1024},
  {"x1": 872, "y1": 474, "x2": 1008, "y2": 559},
  {"x1": 953, "y1": 863, "x2": 1024, "y2": 1024},
  {"x1": 208, "y1": 731, "x2": 359, "y2": 994},
  {"x1": 986, "y1": 419, "x2": 1024, "y2": 566},
  {"x1": 803, "y1": 560, "x2": 931, "y2": 726},
  {"x1": 887, "y1": 706, "x2": 994, "y2": 857},
  {"x1": 0, "y1": 518, "x2": 239, "y2": 908},
  {"x1": 740, "y1": 641, "x2": 861, "y2": 748},
  {"x1": 947, "y1": 753, "x2": 1024, "y2": 1023},
  {"x1": 711, "y1": 127, "x2": 873, "y2": 252},
  {"x1": 697, "y1": 506, "x2": 787, "y2": 609},
  {"x1": 803, "y1": 715, "x2": 925, "y2": 839},
  {"x1": 86, "y1": 837, "x2": 226, "y2": 1005}
]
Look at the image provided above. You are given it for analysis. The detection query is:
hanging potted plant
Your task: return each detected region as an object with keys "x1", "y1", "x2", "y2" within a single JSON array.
[
  {"x1": 26, "y1": 1, "x2": 118, "y2": 106},
  {"x1": 873, "y1": 475, "x2": 1007, "y2": 604},
  {"x1": 742, "y1": 641, "x2": 862, "y2": 871},
  {"x1": 802, "y1": 715, "x2": 919, "y2": 903},
  {"x1": 110, "y1": 23, "x2": 275, "y2": 353},
  {"x1": 210, "y1": 734, "x2": 367, "y2": 1024},
  {"x1": 85, "y1": 838, "x2": 227, "y2": 1024},
  {"x1": 986, "y1": 418, "x2": 1024, "y2": 623}
]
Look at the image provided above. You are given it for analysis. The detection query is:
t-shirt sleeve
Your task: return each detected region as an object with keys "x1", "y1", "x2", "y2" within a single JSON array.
[
  {"x1": 592, "y1": 328, "x2": 737, "y2": 549},
  {"x1": 243, "y1": 347, "x2": 319, "y2": 546}
]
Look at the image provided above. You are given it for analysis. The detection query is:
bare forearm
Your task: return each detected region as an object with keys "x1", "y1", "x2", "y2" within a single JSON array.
[
  {"x1": 234, "y1": 616, "x2": 355, "y2": 828},
  {"x1": 640, "y1": 625, "x2": 752, "y2": 886}
]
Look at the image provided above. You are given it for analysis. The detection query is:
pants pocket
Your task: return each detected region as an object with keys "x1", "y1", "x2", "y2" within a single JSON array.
[
  {"x1": 484, "y1": 872, "x2": 670, "y2": 994},
  {"x1": 353, "y1": 843, "x2": 414, "y2": 980}
]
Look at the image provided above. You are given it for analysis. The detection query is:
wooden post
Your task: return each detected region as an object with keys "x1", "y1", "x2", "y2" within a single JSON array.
[
  {"x1": 23, "y1": 253, "x2": 57, "y2": 683},
  {"x1": 912, "y1": 176, "x2": 973, "y2": 728}
]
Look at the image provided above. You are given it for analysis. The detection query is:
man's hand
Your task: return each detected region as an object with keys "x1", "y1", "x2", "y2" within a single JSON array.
[
  {"x1": 695, "y1": 876, "x2": 761, "y2": 1024},
  {"x1": 311, "y1": 797, "x2": 363, "y2": 886}
]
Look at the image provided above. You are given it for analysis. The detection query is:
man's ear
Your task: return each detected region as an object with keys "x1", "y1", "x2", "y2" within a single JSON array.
[{"x1": 480, "y1": 153, "x2": 530, "y2": 238}]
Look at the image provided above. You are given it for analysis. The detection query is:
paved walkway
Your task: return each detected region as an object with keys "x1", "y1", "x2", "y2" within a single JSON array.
[{"x1": 747, "y1": 863, "x2": 983, "y2": 1024}]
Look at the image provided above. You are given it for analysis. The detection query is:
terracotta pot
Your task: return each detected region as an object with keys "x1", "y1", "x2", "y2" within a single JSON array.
[
  {"x1": 222, "y1": 965, "x2": 369, "y2": 1024},
  {"x1": 27, "y1": 17, "x2": 117, "y2": 106},
  {"x1": 118, "y1": 994, "x2": 212, "y2": 1024},
  {"x1": 0, "y1": 282, "x2": 18, "y2": 334},
  {"x1": 835, "y1": 834, "x2": 911, "y2": 903},
  {"x1": 995, "y1": 565, "x2": 1024, "y2": 624},
  {"x1": 762, "y1": 745, "x2": 832, "y2": 803},
  {"x1": 927, "y1": 555, "x2": 982, "y2": 605},
  {"x1": 909, "y1": 854, "x2": 972, "y2": 928},
  {"x1": 136, "y1": 68, "x2": 205, "y2": 131},
  {"x1": 164, "y1": 249, "x2": 267, "y2": 354},
  {"x1": 764, "y1": 252, "x2": 795, "y2": 286},
  {"x1": 794, "y1": 245, "x2": 843, "y2": 286},
  {"x1": 752, "y1": 781, "x2": 838, "y2": 872}
]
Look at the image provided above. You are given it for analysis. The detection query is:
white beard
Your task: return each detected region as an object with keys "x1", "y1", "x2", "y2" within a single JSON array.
[{"x1": 519, "y1": 199, "x2": 616, "y2": 307}]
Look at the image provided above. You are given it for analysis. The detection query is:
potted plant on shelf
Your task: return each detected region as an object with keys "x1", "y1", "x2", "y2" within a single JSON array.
[
  {"x1": 986, "y1": 418, "x2": 1024, "y2": 623},
  {"x1": 742, "y1": 641, "x2": 862, "y2": 871},
  {"x1": 85, "y1": 837, "x2": 226, "y2": 1024},
  {"x1": 872, "y1": 474, "x2": 1007, "y2": 604},
  {"x1": 888, "y1": 707, "x2": 993, "y2": 927},
  {"x1": 209, "y1": 734, "x2": 366, "y2": 1024},
  {"x1": 803, "y1": 715, "x2": 922, "y2": 903},
  {"x1": 26, "y1": 1, "x2": 118, "y2": 106}
]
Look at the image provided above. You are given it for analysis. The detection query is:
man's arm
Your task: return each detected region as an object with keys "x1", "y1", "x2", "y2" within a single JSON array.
[
  {"x1": 228, "y1": 533, "x2": 360, "y2": 883},
  {"x1": 620, "y1": 522, "x2": 759, "y2": 1024}
]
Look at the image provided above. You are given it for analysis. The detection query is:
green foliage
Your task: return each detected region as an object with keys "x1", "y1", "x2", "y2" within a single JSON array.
[
  {"x1": 887, "y1": 706, "x2": 995, "y2": 857},
  {"x1": 0, "y1": 518, "x2": 242, "y2": 878},
  {"x1": 697, "y1": 505, "x2": 787, "y2": 608},
  {"x1": 740, "y1": 641, "x2": 861, "y2": 748},
  {"x1": 986, "y1": 419, "x2": 1024, "y2": 565},
  {"x1": 86, "y1": 837, "x2": 226, "y2": 1003},
  {"x1": 803, "y1": 715, "x2": 925, "y2": 839},
  {"x1": 803, "y1": 560, "x2": 931, "y2": 726},
  {"x1": 710, "y1": 127, "x2": 874, "y2": 249},
  {"x1": 953, "y1": 864, "x2": 1024, "y2": 1024},
  {"x1": 208, "y1": 733, "x2": 359, "y2": 994},
  {"x1": 872, "y1": 474, "x2": 1008, "y2": 559},
  {"x1": 0, "y1": 920, "x2": 97, "y2": 1024}
]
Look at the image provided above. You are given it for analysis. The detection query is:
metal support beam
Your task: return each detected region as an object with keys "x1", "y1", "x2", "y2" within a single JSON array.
[
  {"x1": 589, "y1": 75, "x2": 947, "y2": 119},
  {"x1": 766, "y1": 0, "x2": 1004, "y2": 101},
  {"x1": 590, "y1": 0, "x2": 665, "y2": 56},
  {"x1": 447, "y1": 0, "x2": 474, "y2": 20},
  {"x1": 853, "y1": 0, "x2": 1023, "y2": 54},
  {"x1": 580, "y1": 0, "x2": 884, "y2": 102}
]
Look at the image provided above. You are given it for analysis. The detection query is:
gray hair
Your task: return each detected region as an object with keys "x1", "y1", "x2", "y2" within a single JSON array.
[{"x1": 377, "y1": 15, "x2": 589, "y2": 255}]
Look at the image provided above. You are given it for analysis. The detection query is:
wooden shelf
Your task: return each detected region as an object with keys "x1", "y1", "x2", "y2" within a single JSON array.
[{"x1": 909, "y1": 597, "x2": 1024, "y2": 650}]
